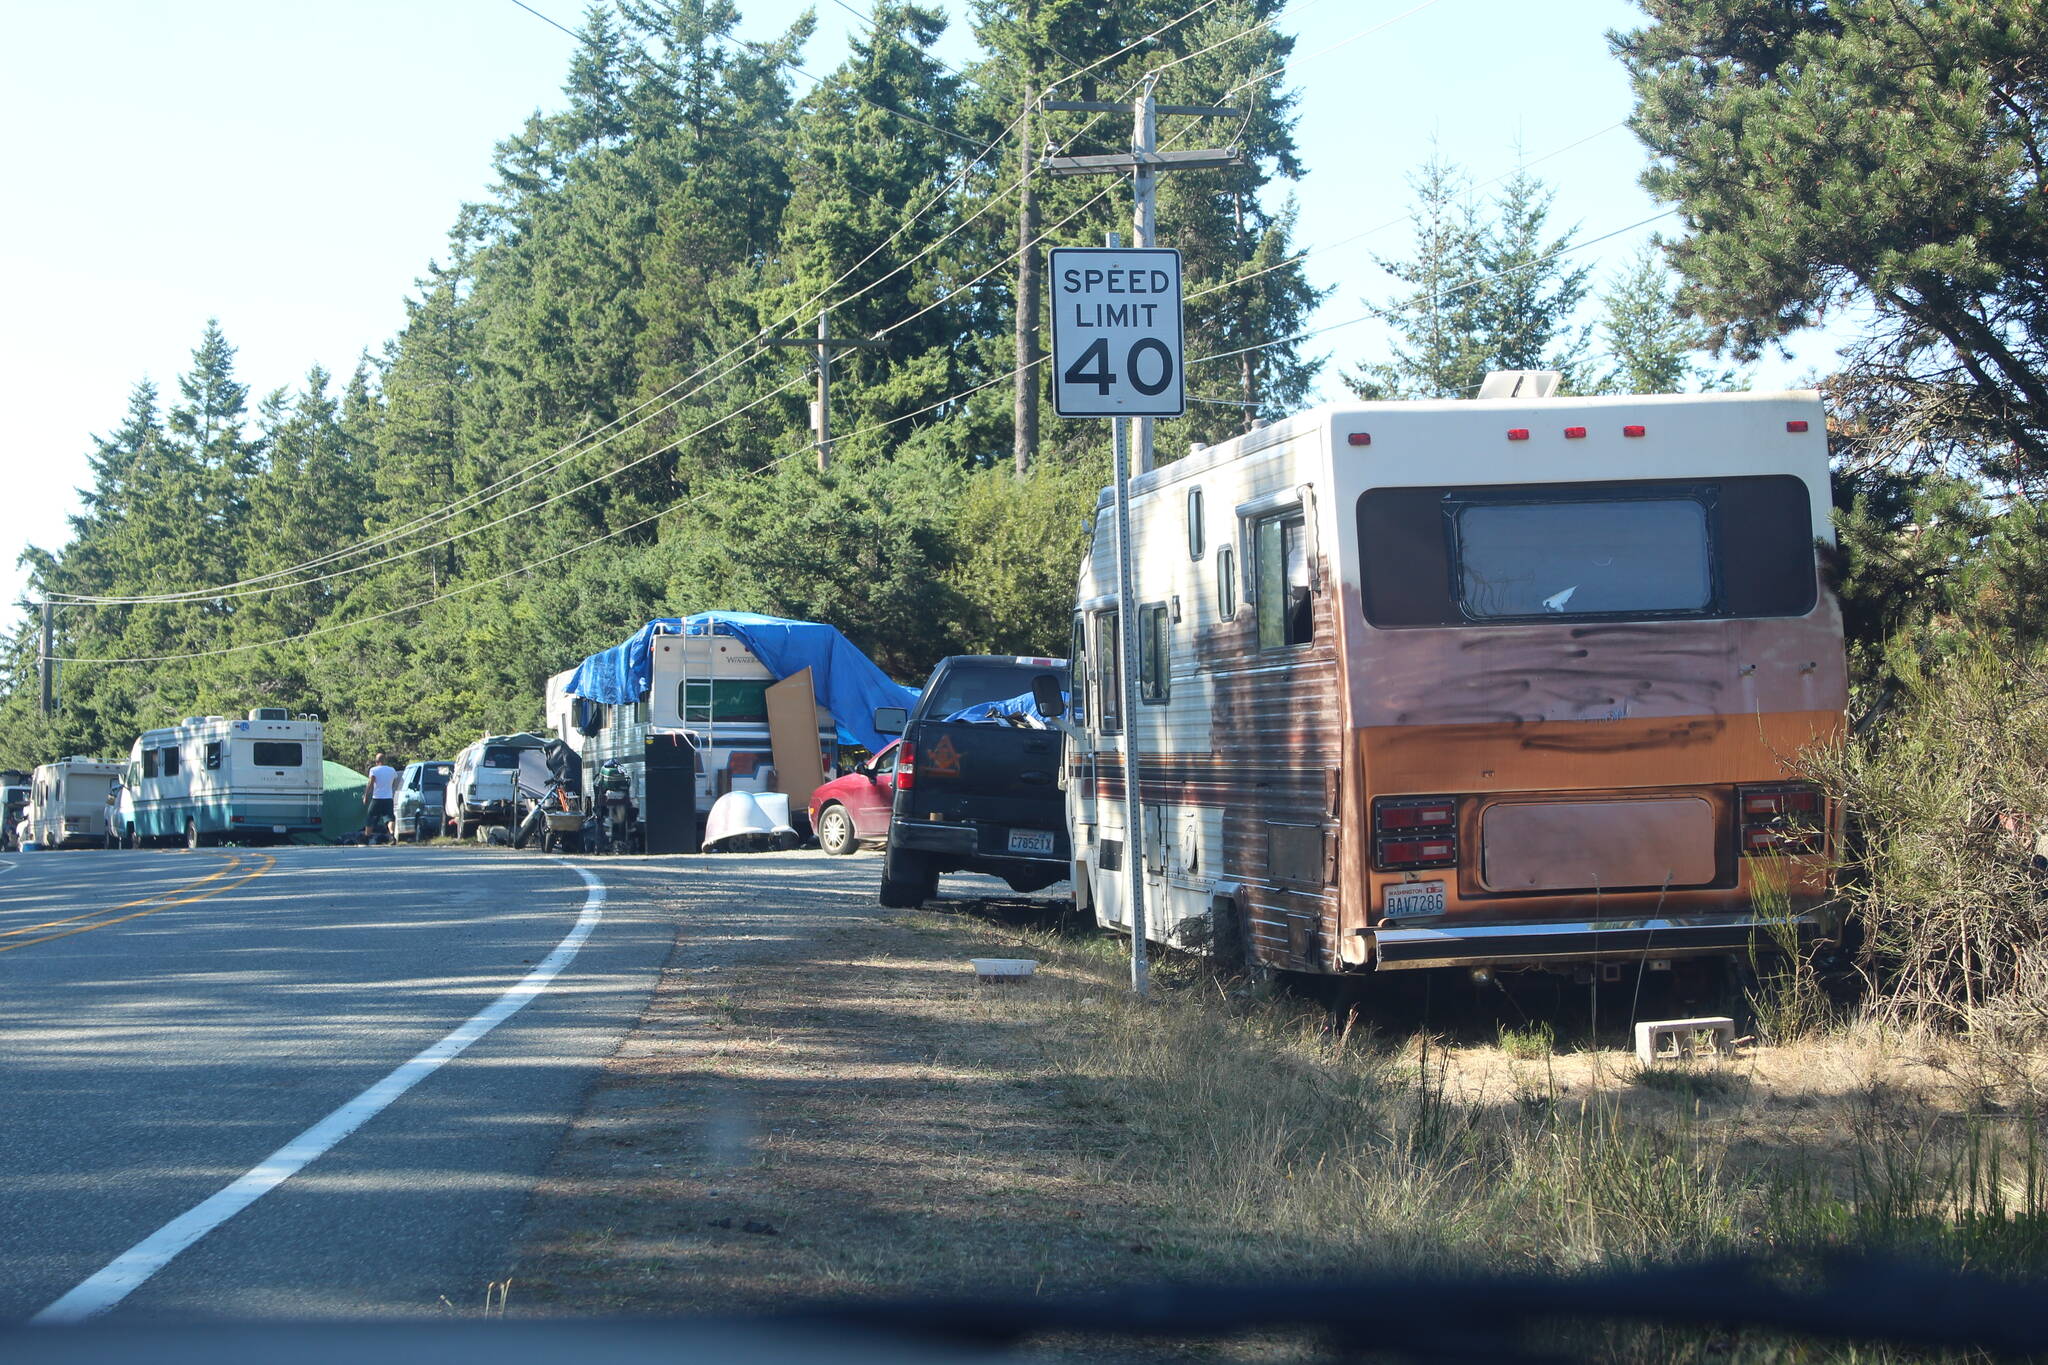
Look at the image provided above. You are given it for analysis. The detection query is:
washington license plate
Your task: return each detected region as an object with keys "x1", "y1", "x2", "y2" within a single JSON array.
[
  {"x1": 1007, "y1": 828, "x2": 1055, "y2": 855},
  {"x1": 1384, "y1": 880, "x2": 1446, "y2": 918}
]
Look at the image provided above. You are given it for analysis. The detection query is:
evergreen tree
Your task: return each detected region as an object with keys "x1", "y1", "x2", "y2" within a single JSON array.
[
  {"x1": 1616, "y1": 0, "x2": 2048, "y2": 477},
  {"x1": 1591, "y1": 243, "x2": 1738, "y2": 395},
  {"x1": 1349, "y1": 160, "x2": 1593, "y2": 398}
]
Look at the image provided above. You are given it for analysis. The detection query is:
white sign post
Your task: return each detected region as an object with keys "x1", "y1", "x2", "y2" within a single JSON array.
[
  {"x1": 1051, "y1": 246, "x2": 1184, "y2": 997},
  {"x1": 1049, "y1": 247, "x2": 1185, "y2": 419}
]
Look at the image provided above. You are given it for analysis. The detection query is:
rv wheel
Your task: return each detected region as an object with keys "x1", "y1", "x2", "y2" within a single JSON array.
[
  {"x1": 817, "y1": 804, "x2": 856, "y2": 856},
  {"x1": 184, "y1": 820, "x2": 203, "y2": 852}
]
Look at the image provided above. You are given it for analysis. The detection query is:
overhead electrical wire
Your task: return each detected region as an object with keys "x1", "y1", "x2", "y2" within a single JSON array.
[
  {"x1": 48, "y1": 0, "x2": 1458, "y2": 645},
  {"x1": 52, "y1": 0, "x2": 1242, "y2": 609},
  {"x1": 53, "y1": 193, "x2": 1677, "y2": 665}
]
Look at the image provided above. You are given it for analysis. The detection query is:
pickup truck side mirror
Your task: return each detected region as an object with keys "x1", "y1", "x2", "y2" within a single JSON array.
[
  {"x1": 1031, "y1": 675, "x2": 1066, "y2": 719},
  {"x1": 873, "y1": 706, "x2": 908, "y2": 736}
]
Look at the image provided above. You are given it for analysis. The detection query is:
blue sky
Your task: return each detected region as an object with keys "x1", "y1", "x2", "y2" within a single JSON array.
[{"x1": 0, "y1": 0, "x2": 1852, "y2": 622}]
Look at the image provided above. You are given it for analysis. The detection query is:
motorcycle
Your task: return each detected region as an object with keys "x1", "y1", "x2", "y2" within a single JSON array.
[
  {"x1": 596, "y1": 782, "x2": 637, "y2": 855},
  {"x1": 513, "y1": 779, "x2": 587, "y2": 854}
]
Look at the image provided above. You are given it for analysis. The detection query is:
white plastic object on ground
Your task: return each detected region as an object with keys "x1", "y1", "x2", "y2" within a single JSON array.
[
  {"x1": 971, "y1": 958, "x2": 1039, "y2": 984},
  {"x1": 701, "y1": 791, "x2": 799, "y2": 853}
]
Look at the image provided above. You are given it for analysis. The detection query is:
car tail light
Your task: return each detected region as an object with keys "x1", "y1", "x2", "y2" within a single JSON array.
[
  {"x1": 897, "y1": 743, "x2": 915, "y2": 790},
  {"x1": 1374, "y1": 795, "x2": 1458, "y2": 869},
  {"x1": 1737, "y1": 782, "x2": 1823, "y2": 855}
]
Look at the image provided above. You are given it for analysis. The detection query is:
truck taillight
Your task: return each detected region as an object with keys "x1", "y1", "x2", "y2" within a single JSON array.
[
  {"x1": 1374, "y1": 795, "x2": 1458, "y2": 869},
  {"x1": 1737, "y1": 782, "x2": 1823, "y2": 855},
  {"x1": 896, "y1": 743, "x2": 915, "y2": 790}
]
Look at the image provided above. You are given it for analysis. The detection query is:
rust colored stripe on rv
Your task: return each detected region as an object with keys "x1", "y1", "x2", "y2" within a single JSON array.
[{"x1": 1357, "y1": 709, "x2": 1845, "y2": 795}]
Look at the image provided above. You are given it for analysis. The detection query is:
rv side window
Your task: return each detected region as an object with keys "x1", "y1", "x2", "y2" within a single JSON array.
[
  {"x1": 1255, "y1": 510, "x2": 1313, "y2": 649},
  {"x1": 1216, "y1": 544, "x2": 1237, "y2": 621},
  {"x1": 205, "y1": 741, "x2": 222, "y2": 771},
  {"x1": 160, "y1": 746, "x2": 181, "y2": 777},
  {"x1": 1094, "y1": 610, "x2": 1122, "y2": 734},
  {"x1": 1138, "y1": 604, "x2": 1171, "y2": 703},
  {"x1": 252, "y1": 742, "x2": 303, "y2": 767},
  {"x1": 1187, "y1": 487, "x2": 1205, "y2": 559},
  {"x1": 633, "y1": 700, "x2": 649, "y2": 726},
  {"x1": 142, "y1": 750, "x2": 159, "y2": 779},
  {"x1": 1067, "y1": 618, "x2": 1087, "y2": 724}
]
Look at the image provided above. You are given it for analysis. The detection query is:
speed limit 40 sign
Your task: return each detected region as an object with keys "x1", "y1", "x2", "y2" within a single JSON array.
[{"x1": 1049, "y1": 247, "x2": 1184, "y2": 418}]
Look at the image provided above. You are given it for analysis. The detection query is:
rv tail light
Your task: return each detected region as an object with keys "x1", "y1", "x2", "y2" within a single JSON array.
[
  {"x1": 1346, "y1": 431, "x2": 1372, "y2": 446},
  {"x1": 897, "y1": 743, "x2": 915, "y2": 789},
  {"x1": 1507, "y1": 428, "x2": 1530, "y2": 441},
  {"x1": 1623, "y1": 424, "x2": 1647, "y2": 437},
  {"x1": 727, "y1": 751, "x2": 771, "y2": 778},
  {"x1": 1564, "y1": 426, "x2": 1587, "y2": 439},
  {"x1": 1373, "y1": 795, "x2": 1459, "y2": 869},
  {"x1": 1786, "y1": 420, "x2": 1810, "y2": 433},
  {"x1": 1737, "y1": 782, "x2": 1824, "y2": 856}
]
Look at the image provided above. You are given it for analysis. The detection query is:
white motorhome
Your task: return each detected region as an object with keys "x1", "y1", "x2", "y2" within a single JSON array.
[
  {"x1": 1066, "y1": 383, "x2": 1847, "y2": 981},
  {"x1": 24, "y1": 757, "x2": 122, "y2": 849},
  {"x1": 545, "y1": 631, "x2": 836, "y2": 851},
  {"x1": 122, "y1": 709, "x2": 325, "y2": 849}
]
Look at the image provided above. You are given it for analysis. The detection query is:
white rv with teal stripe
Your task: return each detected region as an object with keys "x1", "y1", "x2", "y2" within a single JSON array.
[{"x1": 121, "y1": 709, "x2": 324, "y2": 849}]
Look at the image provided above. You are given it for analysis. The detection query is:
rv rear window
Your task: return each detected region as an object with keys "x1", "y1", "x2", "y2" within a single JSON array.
[
  {"x1": 1356, "y1": 476, "x2": 1816, "y2": 627},
  {"x1": 1457, "y1": 498, "x2": 1710, "y2": 619},
  {"x1": 252, "y1": 742, "x2": 303, "y2": 767}
]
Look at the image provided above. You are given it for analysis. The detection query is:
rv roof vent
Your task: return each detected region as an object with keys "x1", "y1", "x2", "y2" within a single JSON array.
[
  {"x1": 1476, "y1": 370, "x2": 1562, "y2": 400},
  {"x1": 250, "y1": 707, "x2": 290, "y2": 721},
  {"x1": 183, "y1": 716, "x2": 209, "y2": 726}
]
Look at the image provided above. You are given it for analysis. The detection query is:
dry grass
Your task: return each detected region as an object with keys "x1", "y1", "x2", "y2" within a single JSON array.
[{"x1": 507, "y1": 871, "x2": 2048, "y2": 1360}]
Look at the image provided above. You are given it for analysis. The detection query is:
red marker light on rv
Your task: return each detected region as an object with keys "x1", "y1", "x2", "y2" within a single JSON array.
[
  {"x1": 1622, "y1": 424, "x2": 1647, "y2": 437},
  {"x1": 1564, "y1": 426, "x2": 1587, "y2": 439},
  {"x1": 1346, "y1": 432, "x2": 1372, "y2": 446},
  {"x1": 1786, "y1": 420, "x2": 1810, "y2": 433},
  {"x1": 1506, "y1": 428, "x2": 1530, "y2": 441}
]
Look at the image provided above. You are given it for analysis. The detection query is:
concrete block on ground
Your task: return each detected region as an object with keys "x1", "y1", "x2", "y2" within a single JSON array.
[{"x1": 1634, "y1": 1015, "x2": 1736, "y2": 1066}]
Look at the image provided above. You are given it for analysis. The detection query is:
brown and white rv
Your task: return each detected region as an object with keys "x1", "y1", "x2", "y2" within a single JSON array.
[{"x1": 1065, "y1": 378, "x2": 1847, "y2": 976}]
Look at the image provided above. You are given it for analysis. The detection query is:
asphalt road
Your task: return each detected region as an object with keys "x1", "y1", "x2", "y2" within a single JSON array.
[{"x1": 0, "y1": 845, "x2": 675, "y2": 1322}]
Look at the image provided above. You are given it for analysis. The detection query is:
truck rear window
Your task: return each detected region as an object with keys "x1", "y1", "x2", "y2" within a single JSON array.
[{"x1": 925, "y1": 662, "x2": 1049, "y2": 716}]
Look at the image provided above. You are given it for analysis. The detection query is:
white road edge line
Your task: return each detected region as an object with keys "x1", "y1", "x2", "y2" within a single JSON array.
[{"x1": 31, "y1": 861, "x2": 607, "y2": 1326}]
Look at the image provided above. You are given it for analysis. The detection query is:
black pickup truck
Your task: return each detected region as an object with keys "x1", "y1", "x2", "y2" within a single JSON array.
[{"x1": 874, "y1": 655, "x2": 1072, "y2": 908}]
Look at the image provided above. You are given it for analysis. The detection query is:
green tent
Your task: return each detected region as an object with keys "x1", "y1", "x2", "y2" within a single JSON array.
[{"x1": 315, "y1": 760, "x2": 367, "y2": 843}]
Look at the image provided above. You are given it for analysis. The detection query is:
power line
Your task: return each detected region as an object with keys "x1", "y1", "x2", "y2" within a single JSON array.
[{"x1": 48, "y1": 0, "x2": 1324, "y2": 619}]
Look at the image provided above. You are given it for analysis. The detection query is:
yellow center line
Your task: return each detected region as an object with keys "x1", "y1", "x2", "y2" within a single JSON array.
[
  {"x1": 0, "y1": 855, "x2": 246, "y2": 940},
  {"x1": 0, "y1": 855, "x2": 277, "y2": 956}
]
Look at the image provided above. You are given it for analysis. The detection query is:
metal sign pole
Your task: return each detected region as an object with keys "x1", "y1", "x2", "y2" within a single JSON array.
[{"x1": 1109, "y1": 409, "x2": 1148, "y2": 996}]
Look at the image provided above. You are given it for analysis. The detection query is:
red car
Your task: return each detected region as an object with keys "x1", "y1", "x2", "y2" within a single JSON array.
[{"x1": 808, "y1": 741, "x2": 902, "y2": 856}]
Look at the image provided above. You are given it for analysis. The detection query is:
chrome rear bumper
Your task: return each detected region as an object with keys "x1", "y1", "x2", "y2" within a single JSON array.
[{"x1": 1371, "y1": 913, "x2": 1826, "y2": 971}]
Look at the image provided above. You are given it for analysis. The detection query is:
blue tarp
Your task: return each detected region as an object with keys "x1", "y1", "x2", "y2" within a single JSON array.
[
  {"x1": 944, "y1": 689, "x2": 1071, "y2": 726},
  {"x1": 564, "y1": 612, "x2": 919, "y2": 751}
]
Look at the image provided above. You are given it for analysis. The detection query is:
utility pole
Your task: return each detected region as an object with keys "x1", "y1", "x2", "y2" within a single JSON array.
[
  {"x1": 1045, "y1": 77, "x2": 1241, "y2": 473},
  {"x1": 1013, "y1": 82, "x2": 1041, "y2": 478},
  {"x1": 37, "y1": 599, "x2": 53, "y2": 717},
  {"x1": 767, "y1": 307, "x2": 884, "y2": 473}
]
